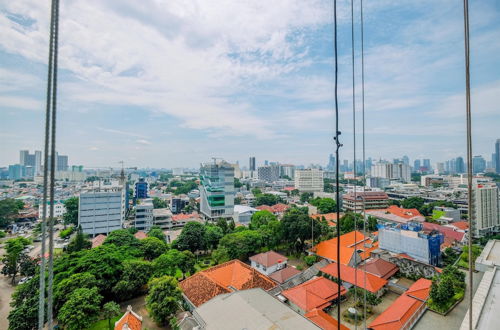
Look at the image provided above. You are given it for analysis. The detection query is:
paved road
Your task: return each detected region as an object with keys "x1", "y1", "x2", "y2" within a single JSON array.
[{"x1": 414, "y1": 270, "x2": 484, "y2": 330}]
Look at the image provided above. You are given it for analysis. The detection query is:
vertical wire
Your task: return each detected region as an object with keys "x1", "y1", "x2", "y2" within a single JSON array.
[
  {"x1": 360, "y1": 0, "x2": 368, "y2": 327},
  {"x1": 38, "y1": 0, "x2": 57, "y2": 327},
  {"x1": 333, "y1": 0, "x2": 343, "y2": 326},
  {"x1": 462, "y1": 0, "x2": 474, "y2": 328},
  {"x1": 47, "y1": 0, "x2": 60, "y2": 327},
  {"x1": 350, "y1": 0, "x2": 358, "y2": 326}
]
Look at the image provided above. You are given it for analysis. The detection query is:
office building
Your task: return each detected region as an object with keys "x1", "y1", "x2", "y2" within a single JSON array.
[
  {"x1": 496, "y1": 139, "x2": 500, "y2": 174},
  {"x1": 199, "y1": 160, "x2": 235, "y2": 220},
  {"x1": 472, "y1": 181, "x2": 500, "y2": 237},
  {"x1": 379, "y1": 222, "x2": 443, "y2": 266},
  {"x1": 423, "y1": 159, "x2": 431, "y2": 172},
  {"x1": 371, "y1": 161, "x2": 411, "y2": 183},
  {"x1": 343, "y1": 191, "x2": 389, "y2": 212},
  {"x1": 171, "y1": 198, "x2": 188, "y2": 214},
  {"x1": 134, "y1": 198, "x2": 154, "y2": 232},
  {"x1": 456, "y1": 156, "x2": 465, "y2": 174},
  {"x1": 402, "y1": 155, "x2": 410, "y2": 166},
  {"x1": 366, "y1": 177, "x2": 391, "y2": 189},
  {"x1": 414, "y1": 159, "x2": 421, "y2": 172},
  {"x1": 135, "y1": 178, "x2": 148, "y2": 199},
  {"x1": 257, "y1": 164, "x2": 280, "y2": 182},
  {"x1": 78, "y1": 186, "x2": 125, "y2": 236},
  {"x1": 19, "y1": 150, "x2": 42, "y2": 175},
  {"x1": 294, "y1": 168, "x2": 324, "y2": 192},
  {"x1": 327, "y1": 154, "x2": 336, "y2": 171},
  {"x1": 152, "y1": 208, "x2": 173, "y2": 230},
  {"x1": 8, "y1": 164, "x2": 26, "y2": 180},
  {"x1": 249, "y1": 157, "x2": 256, "y2": 171},
  {"x1": 472, "y1": 155, "x2": 486, "y2": 174},
  {"x1": 280, "y1": 164, "x2": 295, "y2": 179}
]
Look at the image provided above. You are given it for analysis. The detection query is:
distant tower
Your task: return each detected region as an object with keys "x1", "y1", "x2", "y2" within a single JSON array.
[
  {"x1": 249, "y1": 157, "x2": 256, "y2": 171},
  {"x1": 495, "y1": 139, "x2": 500, "y2": 174}
]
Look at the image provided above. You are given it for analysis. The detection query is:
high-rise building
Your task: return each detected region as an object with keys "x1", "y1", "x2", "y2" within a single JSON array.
[
  {"x1": 19, "y1": 150, "x2": 42, "y2": 176},
  {"x1": 135, "y1": 178, "x2": 148, "y2": 199},
  {"x1": 456, "y1": 156, "x2": 465, "y2": 174},
  {"x1": 436, "y1": 162, "x2": 445, "y2": 174},
  {"x1": 423, "y1": 159, "x2": 431, "y2": 172},
  {"x1": 495, "y1": 139, "x2": 500, "y2": 174},
  {"x1": 134, "y1": 198, "x2": 154, "y2": 232},
  {"x1": 78, "y1": 186, "x2": 125, "y2": 236},
  {"x1": 402, "y1": 155, "x2": 410, "y2": 166},
  {"x1": 249, "y1": 157, "x2": 256, "y2": 171},
  {"x1": 294, "y1": 168, "x2": 324, "y2": 192},
  {"x1": 327, "y1": 154, "x2": 336, "y2": 171},
  {"x1": 472, "y1": 155, "x2": 486, "y2": 174},
  {"x1": 57, "y1": 154, "x2": 68, "y2": 171},
  {"x1": 371, "y1": 161, "x2": 411, "y2": 183},
  {"x1": 199, "y1": 160, "x2": 235, "y2": 221},
  {"x1": 8, "y1": 164, "x2": 26, "y2": 180},
  {"x1": 414, "y1": 159, "x2": 421, "y2": 172},
  {"x1": 280, "y1": 164, "x2": 295, "y2": 179},
  {"x1": 257, "y1": 165, "x2": 280, "y2": 182},
  {"x1": 472, "y1": 180, "x2": 500, "y2": 237}
]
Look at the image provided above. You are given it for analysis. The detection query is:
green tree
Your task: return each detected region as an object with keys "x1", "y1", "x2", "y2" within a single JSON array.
[
  {"x1": 148, "y1": 226, "x2": 166, "y2": 242},
  {"x1": 140, "y1": 237, "x2": 167, "y2": 260},
  {"x1": 1, "y1": 237, "x2": 31, "y2": 284},
  {"x1": 102, "y1": 301, "x2": 121, "y2": 330},
  {"x1": 216, "y1": 218, "x2": 229, "y2": 234},
  {"x1": 281, "y1": 207, "x2": 320, "y2": 251},
  {"x1": 249, "y1": 210, "x2": 277, "y2": 230},
  {"x1": 146, "y1": 276, "x2": 182, "y2": 326},
  {"x1": 300, "y1": 192, "x2": 313, "y2": 203},
  {"x1": 113, "y1": 259, "x2": 153, "y2": 300},
  {"x1": 173, "y1": 222, "x2": 206, "y2": 252},
  {"x1": 66, "y1": 227, "x2": 91, "y2": 253},
  {"x1": 218, "y1": 230, "x2": 263, "y2": 260},
  {"x1": 58, "y1": 287, "x2": 103, "y2": 330},
  {"x1": 104, "y1": 229, "x2": 139, "y2": 247},
  {"x1": 367, "y1": 216, "x2": 378, "y2": 232},
  {"x1": 290, "y1": 189, "x2": 300, "y2": 196},
  {"x1": 54, "y1": 272, "x2": 97, "y2": 313},
  {"x1": 401, "y1": 197, "x2": 425, "y2": 210},
  {"x1": 234, "y1": 197, "x2": 242, "y2": 205},
  {"x1": 254, "y1": 194, "x2": 283, "y2": 206},
  {"x1": 153, "y1": 249, "x2": 195, "y2": 277},
  {"x1": 257, "y1": 220, "x2": 283, "y2": 250},
  {"x1": 59, "y1": 226, "x2": 75, "y2": 238},
  {"x1": 387, "y1": 199, "x2": 401, "y2": 207},
  {"x1": 8, "y1": 275, "x2": 40, "y2": 330},
  {"x1": 212, "y1": 246, "x2": 230, "y2": 264},
  {"x1": 349, "y1": 287, "x2": 381, "y2": 306},
  {"x1": 205, "y1": 225, "x2": 224, "y2": 250},
  {"x1": 430, "y1": 275, "x2": 455, "y2": 307},
  {"x1": 0, "y1": 198, "x2": 24, "y2": 228},
  {"x1": 63, "y1": 197, "x2": 79, "y2": 226},
  {"x1": 234, "y1": 178, "x2": 243, "y2": 188},
  {"x1": 152, "y1": 197, "x2": 168, "y2": 209},
  {"x1": 251, "y1": 188, "x2": 262, "y2": 196},
  {"x1": 315, "y1": 198, "x2": 337, "y2": 214}
]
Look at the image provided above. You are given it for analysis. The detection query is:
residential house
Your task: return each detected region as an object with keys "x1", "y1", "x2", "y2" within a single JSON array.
[
  {"x1": 305, "y1": 308, "x2": 350, "y2": 330},
  {"x1": 171, "y1": 213, "x2": 202, "y2": 228},
  {"x1": 366, "y1": 205, "x2": 425, "y2": 225},
  {"x1": 179, "y1": 259, "x2": 276, "y2": 309},
  {"x1": 114, "y1": 305, "x2": 142, "y2": 330},
  {"x1": 363, "y1": 258, "x2": 399, "y2": 280},
  {"x1": 269, "y1": 267, "x2": 301, "y2": 284},
  {"x1": 321, "y1": 263, "x2": 388, "y2": 297},
  {"x1": 249, "y1": 250, "x2": 288, "y2": 276},
  {"x1": 281, "y1": 277, "x2": 347, "y2": 315}
]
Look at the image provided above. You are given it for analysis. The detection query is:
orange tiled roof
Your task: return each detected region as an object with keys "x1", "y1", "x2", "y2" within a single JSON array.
[
  {"x1": 179, "y1": 259, "x2": 276, "y2": 307},
  {"x1": 386, "y1": 205, "x2": 422, "y2": 219},
  {"x1": 368, "y1": 294, "x2": 424, "y2": 330},
  {"x1": 405, "y1": 278, "x2": 432, "y2": 301},
  {"x1": 305, "y1": 308, "x2": 350, "y2": 330},
  {"x1": 282, "y1": 277, "x2": 347, "y2": 312},
  {"x1": 114, "y1": 306, "x2": 142, "y2": 330},
  {"x1": 450, "y1": 221, "x2": 469, "y2": 230},
  {"x1": 271, "y1": 203, "x2": 290, "y2": 213},
  {"x1": 256, "y1": 205, "x2": 273, "y2": 212},
  {"x1": 134, "y1": 231, "x2": 147, "y2": 240},
  {"x1": 172, "y1": 213, "x2": 199, "y2": 221},
  {"x1": 320, "y1": 263, "x2": 388, "y2": 293},
  {"x1": 313, "y1": 231, "x2": 377, "y2": 264},
  {"x1": 250, "y1": 250, "x2": 287, "y2": 267},
  {"x1": 363, "y1": 258, "x2": 399, "y2": 280},
  {"x1": 91, "y1": 234, "x2": 106, "y2": 248},
  {"x1": 269, "y1": 266, "x2": 301, "y2": 284}
]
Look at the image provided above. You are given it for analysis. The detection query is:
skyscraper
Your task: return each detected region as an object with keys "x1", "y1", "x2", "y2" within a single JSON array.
[
  {"x1": 456, "y1": 156, "x2": 465, "y2": 174},
  {"x1": 19, "y1": 150, "x2": 42, "y2": 176},
  {"x1": 414, "y1": 159, "x2": 421, "y2": 172},
  {"x1": 199, "y1": 160, "x2": 235, "y2": 221},
  {"x1": 402, "y1": 155, "x2": 410, "y2": 166},
  {"x1": 472, "y1": 155, "x2": 486, "y2": 174},
  {"x1": 495, "y1": 139, "x2": 500, "y2": 174},
  {"x1": 249, "y1": 157, "x2": 256, "y2": 171},
  {"x1": 472, "y1": 180, "x2": 500, "y2": 237},
  {"x1": 423, "y1": 159, "x2": 431, "y2": 172},
  {"x1": 327, "y1": 154, "x2": 336, "y2": 171}
]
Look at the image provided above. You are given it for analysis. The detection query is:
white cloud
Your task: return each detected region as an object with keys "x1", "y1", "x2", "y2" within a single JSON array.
[{"x1": 0, "y1": 95, "x2": 43, "y2": 111}]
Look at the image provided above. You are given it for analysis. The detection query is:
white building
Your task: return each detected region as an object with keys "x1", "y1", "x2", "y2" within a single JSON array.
[
  {"x1": 233, "y1": 205, "x2": 258, "y2": 225},
  {"x1": 78, "y1": 187, "x2": 125, "y2": 236},
  {"x1": 280, "y1": 164, "x2": 295, "y2": 179},
  {"x1": 199, "y1": 160, "x2": 235, "y2": 221},
  {"x1": 249, "y1": 251, "x2": 288, "y2": 276},
  {"x1": 371, "y1": 162, "x2": 411, "y2": 183},
  {"x1": 38, "y1": 201, "x2": 67, "y2": 218},
  {"x1": 294, "y1": 169, "x2": 324, "y2": 192},
  {"x1": 152, "y1": 208, "x2": 173, "y2": 230},
  {"x1": 472, "y1": 180, "x2": 500, "y2": 237},
  {"x1": 135, "y1": 198, "x2": 154, "y2": 232}
]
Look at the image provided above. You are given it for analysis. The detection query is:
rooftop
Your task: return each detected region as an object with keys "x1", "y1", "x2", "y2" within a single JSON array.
[
  {"x1": 179, "y1": 259, "x2": 276, "y2": 307},
  {"x1": 134, "y1": 231, "x2": 147, "y2": 240},
  {"x1": 281, "y1": 276, "x2": 347, "y2": 312},
  {"x1": 368, "y1": 293, "x2": 424, "y2": 330},
  {"x1": 405, "y1": 278, "x2": 432, "y2": 301},
  {"x1": 249, "y1": 250, "x2": 287, "y2": 267},
  {"x1": 91, "y1": 234, "x2": 106, "y2": 248},
  {"x1": 313, "y1": 231, "x2": 379, "y2": 265},
  {"x1": 269, "y1": 266, "x2": 301, "y2": 284},
  {"x1": 363, "y1": 258, "x2": 399, "y2": 280},
  {"x1": 114, "y1": 305, "x2": 142, "y2": 330},
  {"x1": 305, "y1": 308, "x2": 349, "y2": 330},
  {"x1": 320, "y1": 263, "x2": 388, "y2": 293}
]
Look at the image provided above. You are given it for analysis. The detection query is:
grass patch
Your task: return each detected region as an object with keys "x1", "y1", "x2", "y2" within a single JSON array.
[
  {"x1": 427, "y1": 289, "x2": 464, "y2": 314},
  {"x1": 87, "y1": 316, "x2": 121, "y2": 330}
]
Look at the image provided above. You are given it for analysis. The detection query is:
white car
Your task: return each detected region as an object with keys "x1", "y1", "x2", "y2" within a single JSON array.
[{"x1": 18, "y1": 276, "x2": 32, "y2": 285}]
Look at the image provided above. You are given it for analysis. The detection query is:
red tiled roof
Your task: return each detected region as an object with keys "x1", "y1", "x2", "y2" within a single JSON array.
[
  {"x1": 320, "y1": 263, "x2": 388, "y2": 293},
  {"x1": 368, "y1": 294, "x2": 424, "y2": 330},
  {"x1": 250, "y1": 250, "x2": 287, "y2": 267},
  {"x1": 311, "y1": 213, "x2": 342, "y2": 227},
  {"x1": 91, "y1": 234, "x2": 106, "y2": 248},
  {"x1": 269, "y1": 266, "x2": 301, "y2": 284},
  {"x1": 179, "y1": 259, "x2": 276, "y2": 307},
  {"x1": 405, "y1": 278, "x2": 432, "y2": 301},
  {"x1": 255, "y1": 204, "x2": 290, "y2": 214},
  {"x1": 282, "y1": 277, "x2": 347, "y2": 312},
  {"x1": 114, "y1": 307, "x2": 142, "y2": 330},
  {"x1": 386, "y1": 205, "x2": 422, "y2": 219},
  {"x1": 313, "y1": 231, "x2": 377, "y2": 264},
  {"x1": 134, "y1": 231, "x2": 147, "y2": 240},
  {"x1": 305, "y1": 308, "x2": 350, "y2": 330},
  {"x1": 363, "y1": 258, "x2": 399, "y2": 280},
  {"x1": 449, "y1": 221, "x2": 469, "y2": 231},
  {"x1": 422, "y1": 222, "x2": 465, "y2": 242},
  {"x1": 172, "y1": 213, "x2": 199, "y2": 222},
  {"x1": 256, "y1": 205, "x2": 273, "y2": 212}
]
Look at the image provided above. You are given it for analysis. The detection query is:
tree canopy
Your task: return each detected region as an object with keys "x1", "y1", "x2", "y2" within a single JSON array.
[
  {"x1": 249, "y1": 210, "x2": 277, "y2": 230},
  {"x1": 146, "y1": 276, "x2": 182, "y2": 325},
  {"x1": 0, "y1": 198, "x2": 24, "y2": 228},
  {"x1": 173, "y1": 222, "x2": 206, "y2": 252},
  {"x1": 63, "y1": 197, "x2": 79, "y2": 226},
  {"x1": 58, "y1": 287, "x2": 103, "y2": 330}
]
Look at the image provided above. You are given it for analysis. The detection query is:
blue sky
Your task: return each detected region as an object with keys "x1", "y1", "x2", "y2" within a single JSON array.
[{"x1": 0, "y1": 0, "x2": 499, "y2": 169}]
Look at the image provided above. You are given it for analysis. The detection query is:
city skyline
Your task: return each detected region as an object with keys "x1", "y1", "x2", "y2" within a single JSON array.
[{"x1": 1, "y1": 1, "x2": 500, "y2": 168}]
